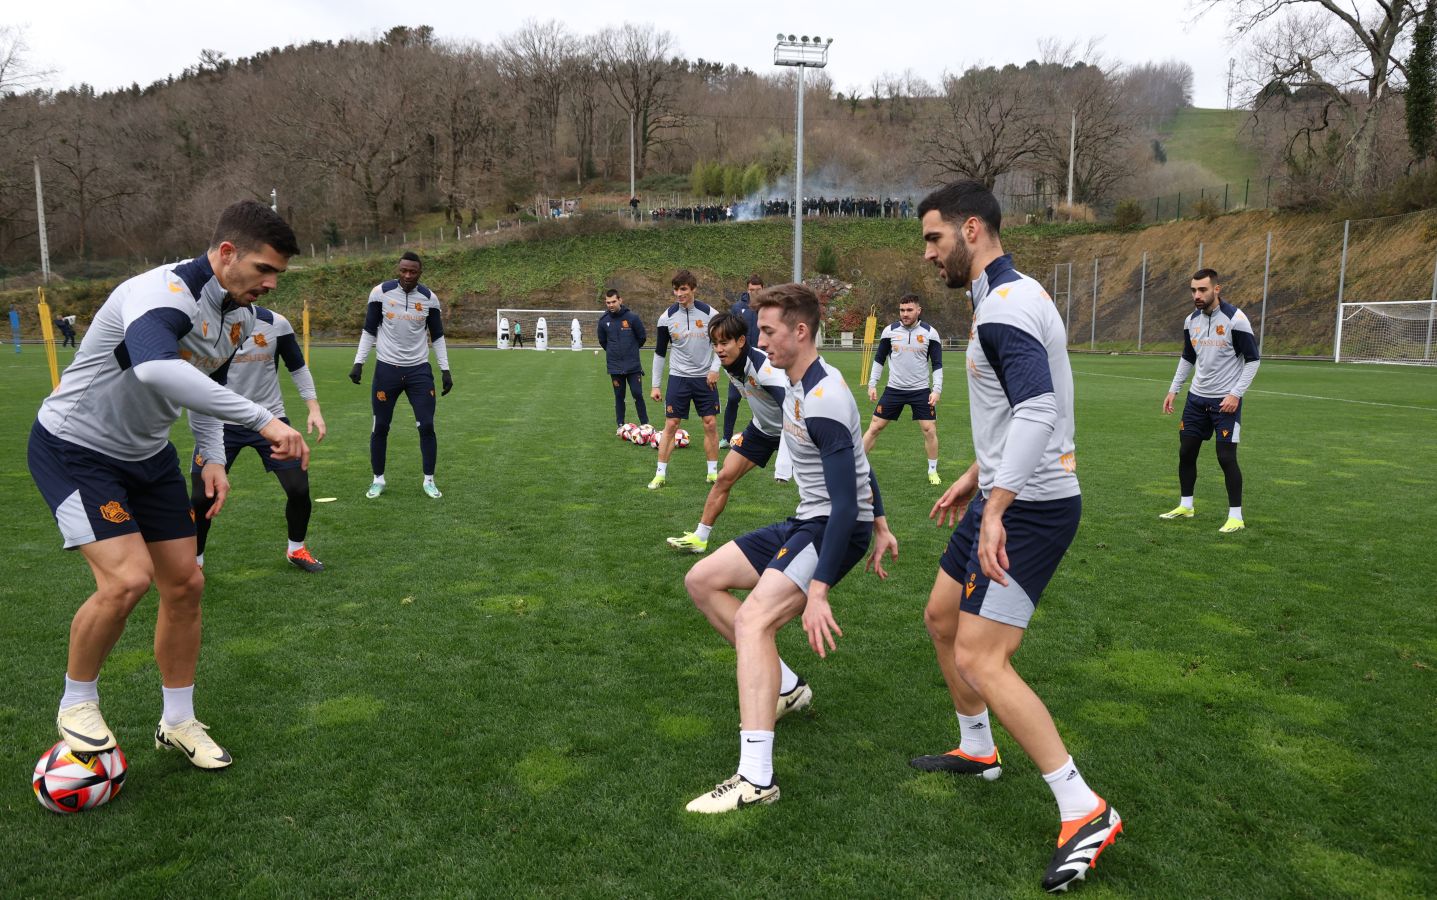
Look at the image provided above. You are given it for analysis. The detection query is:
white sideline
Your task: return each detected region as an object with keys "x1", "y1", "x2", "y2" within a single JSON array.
[{"x1": 1071, "y1": 369, "x2": 1437, "y2": 413}]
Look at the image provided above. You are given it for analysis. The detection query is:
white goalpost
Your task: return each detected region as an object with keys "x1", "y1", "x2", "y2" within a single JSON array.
[
  {"x1": 1335, "y1": 301, "x2": 1437, "y2": 366},
  {"x1": 497, "y1": 308, "x2": 604, "y2": 350}
]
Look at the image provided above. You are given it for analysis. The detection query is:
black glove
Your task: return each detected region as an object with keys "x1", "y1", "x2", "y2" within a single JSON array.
[
  {"x1": 441, "y1": 370, "x2": 454, "y2": 396},
  {"x1": 349, "y1": 363, "x2": 363, "y2": 385}
]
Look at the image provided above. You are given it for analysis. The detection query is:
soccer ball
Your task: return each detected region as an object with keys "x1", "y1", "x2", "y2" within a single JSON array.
[
  {"x1": 619, "y1": 423, "x2": 638, "y2": 441},
  {"x1": 675, "y1": 428, "x2": 691, "y2": 448},
  {"x1": 616, "y1": 424, "x2": 628, "y2": 440},
  {"x1": 647, "y1": 430, "x2": 661, "y2": 448},
  {"x1": 33, "y1": 740, "x2": 127, "y2": 813}
]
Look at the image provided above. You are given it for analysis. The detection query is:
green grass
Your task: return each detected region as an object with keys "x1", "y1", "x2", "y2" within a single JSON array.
[
  {"x1": 1159, "y1": 108, "x2": 1263, "y2": 190},
  {"x1": 2, "y1": 348, "x2": 1435, "y2": 897}
]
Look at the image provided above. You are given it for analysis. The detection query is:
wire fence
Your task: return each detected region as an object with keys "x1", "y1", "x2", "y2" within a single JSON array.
[{"x1": 1045, "y1": 209, "x2": 1437, "y2": 359}]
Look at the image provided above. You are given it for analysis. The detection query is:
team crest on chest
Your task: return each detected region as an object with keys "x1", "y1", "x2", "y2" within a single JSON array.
[
  {"x1": 229, "y1": 322, "x2": 242, "y2": 345},
  {"x1": 253, "y1": 332, "x2": 268, "y2": 347},
  {"x1": 1216, "y1": 324, "x2": 1226, "y2": 336}
]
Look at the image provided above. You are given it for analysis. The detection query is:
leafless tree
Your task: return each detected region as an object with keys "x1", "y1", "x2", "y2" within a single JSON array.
[
  {"x1": 917, "y1": 67, "x2": 1045, "y2": 189},
  {"x1": 499, "y1": 20, "x2": 580, "y2": 174},
  {"x1": 594, "y1": 23, "x2": 683, "y2": 178},
  {"x1": 1198, "y1": 0, "x2": 1419, "y2": 187}
]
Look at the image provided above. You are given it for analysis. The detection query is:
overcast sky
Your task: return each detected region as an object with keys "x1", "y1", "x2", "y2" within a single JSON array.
[{"x1": 16, "y1": 0, "x2": 1241, "y2": 108}]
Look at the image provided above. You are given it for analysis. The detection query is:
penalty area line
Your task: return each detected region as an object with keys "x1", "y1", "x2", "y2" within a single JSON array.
[{"x1": 1071, "y1": 369, "x2": 1437, "y2": 412}]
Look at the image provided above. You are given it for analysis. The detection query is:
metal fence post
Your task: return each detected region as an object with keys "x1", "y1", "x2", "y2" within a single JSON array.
[
  {"x1": 1065, "y1": 262, "x2": 1074, "y2": 341},
  {"x1": 1426, "y1": 248, "x2": 1437, "y2": 360},
  {"x1": 1259, "y1": 232, "x2": 1272, "y2": 353},
  {"x1": 1176, "y1": 192, "x2": 1182, "y2": 219},
  {"x1": 1090, "y1": 258, "x2": 1099, "y2": 351},
  {"x1": 1244, "y1": 178, "x2": 1250, "y2": 207},
  {"x1": 1197, "y1": 242, "x2": 1204, "y2": 270},
  {"x1": 1334, "y1": 220, "x2": 1350, "y2": 362},
  {"x1": 1138, "y1": 251, "x2": 1148, "y2": 350}
]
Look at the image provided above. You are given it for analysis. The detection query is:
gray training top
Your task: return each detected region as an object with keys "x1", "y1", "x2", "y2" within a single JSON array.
[
  {"x1": 36, "y1": 255, "x2": 273, "y2": 464},
  {"x1": 1168, "y1": 300, "x2": 1261, "y2": 399},
  {"x1": 225, "y1": 306, "x2": 317, "y2": 419}
]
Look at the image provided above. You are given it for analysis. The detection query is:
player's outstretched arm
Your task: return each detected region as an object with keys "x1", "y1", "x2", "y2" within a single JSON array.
[{"x1": 931, "y1": 461, "x2": 979, "y2": 527}]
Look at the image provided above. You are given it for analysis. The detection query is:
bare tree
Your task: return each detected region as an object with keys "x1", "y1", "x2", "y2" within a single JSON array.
[
  {"x1": 1199, "y1": 0, "x2": 1419, "y2": 187},
  {"x1": 499, "y1": 20, "x2": 579, "y2": 175},
  {"x1": 1032, "y1": 62, "x2": 1137, "y2": 204},
  {"x1": 594, "y1": 23, "x2": 683, "y2": 178},
  {"x1": 0, "y1": 25, "x2": 51, "y2": 95},
  {"x1": 918, "y1": 67, "x2": 1045, "y2": 188}
]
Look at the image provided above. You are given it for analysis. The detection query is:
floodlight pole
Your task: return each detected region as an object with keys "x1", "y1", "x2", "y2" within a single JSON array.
[
  {"x1": 774, "y1": 35, "x2": 831, "y2": 283},
  {"x1": 629, "y1": 111, "x2": 636, "y2": 205},
  {"x1": 34, "y1": 157, "x2": 50, "y2": 285}
]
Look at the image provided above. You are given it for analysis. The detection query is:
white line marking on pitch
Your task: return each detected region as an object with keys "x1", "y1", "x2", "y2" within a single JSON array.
[{"x1": 1072, "y1": 369, "x2": 1437, "y2": 412}]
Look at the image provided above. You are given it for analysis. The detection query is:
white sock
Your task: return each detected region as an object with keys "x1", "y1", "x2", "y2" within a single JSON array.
[
  {"x1": 373, "y1": 474, "x2": 386, "y2": 485},
  {"x1": 778, "y1": 659, "x2": 799, "y2": 694},
  {"x1": 1043, "y1": 755, "x2": 1099, "y2": 821},
  {"x1": 707, "y1": 460, "x2": 718, "y2": 474},
  {"x1": 928, "y1": 458, "x2": 939, "y2": 473},
  {"x1": 957, "y1": 709, "x2": 996, "y2": 757},
  {"x1": 60, "y1": 675, "x2": 99, "y2": 711},
  {"x1": 656, "y1": 461, "x2": 668, "y2": 476},
  {"x1": 195, "y1": 553, "x2": 205, "y2": 568},
  {"x1": 1180, "y1": 496, "x2": 1194, "y2": 510},
  {"x1": 161, "y1": 684, "x2": 195, "y2": 727},
  {"x1": 287, "y1": 540, "x2": 304, "y2": 554},
  {"x1": 738, "y1": 730, "x2": 775, "y2": 787},
  {"x1": 1229, "y1": 506, "x2": 1243, "y2": 520},
  {"x1": 695, "y1": 523, "x2": 713, "y2": 541},
  {"x1": 423, "y1": 474, "x2": 435, "y2": 485}
]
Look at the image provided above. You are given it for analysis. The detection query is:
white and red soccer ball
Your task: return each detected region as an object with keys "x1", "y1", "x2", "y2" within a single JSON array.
[
  {"x1": 675, "y1": 428, "x2": 691, "y2": 448},
  {"x1": 33, "y1": 740, "x2": 127, "y2": 813}
]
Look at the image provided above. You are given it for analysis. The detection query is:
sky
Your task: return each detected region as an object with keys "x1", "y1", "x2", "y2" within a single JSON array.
[{"x1": 14, "y1": 0, "x2": 1242, "y2": 107}]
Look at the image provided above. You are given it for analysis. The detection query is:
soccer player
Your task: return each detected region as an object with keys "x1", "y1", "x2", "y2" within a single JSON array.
[
  {"x1": 349, "y1": 251, "x2": 453, "y2": 500},
  {"x1": 190, "y1": 304, "x2": 327, "y2": 572},
  {"x1": 28, "y1": 200, "x2": 308, "y2": 770},
  {"x1": 909, "y1": 181, "x2": 1121, "y2": 892},
  {"x1": 1161, "y1": 268, "x2": 1261, "y2": 533},
  {"x1": 863, "y1": 293, "x2": 945, "y2": 485},
  {"x1": 597, "y1": 288, "x2": 648, "y2": 428},
  {"x1": 720, "y1": 274, "x2": 763, "y2": 448},
  {"x1": 648, "y1": 269, "x2": 720, "y2": 489},
  {"x1": 683, "y1": 284, "x2": 898, "y2": 814},
  {"x1": 666, "y1": 311, "x2": 788, "y2": 554}
]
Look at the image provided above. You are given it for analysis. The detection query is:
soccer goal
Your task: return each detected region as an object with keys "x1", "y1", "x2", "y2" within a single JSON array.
[
  {"x1": 1335, "y1": 301, "x2": 1437, "y2": 365},
  {"x1": 497, "y1": 308, "x2": 604, "y2": 350}
]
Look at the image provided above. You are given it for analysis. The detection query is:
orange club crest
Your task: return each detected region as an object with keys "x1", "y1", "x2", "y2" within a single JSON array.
[
  {"x1": 229, "y1": 322, "x2": 243, "y2": 345},
  {"x1": 1216, "y1": 324, "x2": 1226, "y2": 336},
  {"x1": 252, "y1": 332, "x2": 268, "y2": 347},
  {"x1": 376, "y1": 390, "x2": 388, "y2": 402},
  {"x1": 99, "y1": 501, "x2": 130, "y2": 524}
]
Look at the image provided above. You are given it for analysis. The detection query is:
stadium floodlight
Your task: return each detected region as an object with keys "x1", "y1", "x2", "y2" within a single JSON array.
[{"x1": 773, "y1": 33, "x2": 832, "y2": 283}]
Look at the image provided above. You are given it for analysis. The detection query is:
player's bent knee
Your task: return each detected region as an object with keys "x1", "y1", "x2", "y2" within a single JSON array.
[{"x1": 923, "y1": 597, "x2": 959, "y2": 641}]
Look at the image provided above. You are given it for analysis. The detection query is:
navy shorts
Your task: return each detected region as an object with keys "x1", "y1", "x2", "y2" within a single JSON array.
[
  {"x1": 729, "y1": 423, "x2": 782, "y2": 468},
  {"x1": 191, "y1": 417, "x2": 300, "y2": 474},
  {"x1": 29, "y1": 421, "x2": 195, "y2": 549},
  {"x1": 736, "y1": 516, "x2": 873, "y2": 593},
  {"x1": 1181, "y1": 393, "x2": 1242, "y2": 443},
  {"x1": 938, "y1": 493, "x2": 1081, "y2": 629},
  {"x1": 875, "y1": 386, "x2": 934, "y2": 421},
  {"x1": 664, "y1": 375, "x2": 719, "y2": 420}
]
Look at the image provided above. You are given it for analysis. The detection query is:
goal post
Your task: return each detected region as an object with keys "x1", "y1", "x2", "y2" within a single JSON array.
[
  {"x1": 1335, "y1": 301, "x2": 1437, "y2": 366},
  {"x1": 497, "y1": 308, "x2": 605, "y2": 350}
]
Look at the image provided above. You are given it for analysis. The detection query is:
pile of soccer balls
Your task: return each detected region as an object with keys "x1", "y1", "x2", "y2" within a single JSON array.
[{"x1": 616, "y1": 423, "x2": 689, "y2": 448}]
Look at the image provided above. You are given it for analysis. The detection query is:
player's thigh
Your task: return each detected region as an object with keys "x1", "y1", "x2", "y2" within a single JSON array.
[
  {"x1": 719, "y1": 448, "x2": 758, "y2": 482},
  {"x1": 875, "y1": 389, "x2": 906, "y2": 421},
  {"x1": 695, "y1": 384, "x2": 720, "y2": 419},
  {"x1": 737, "y1": 568, "x2": 808, "y2": 634},
  {"x1": 370, "y1": 368, "x2": 403, "y2": 421},
  {"x1": 688, "y1": 540, "x2": 761, "y2": 594},
  {"x1": 122, "y1": 446, "x2": 199, "y2": 546},
  {"x1": 147, "y1": 537, "x2": 203, "y2": 600},
  {"x1": 910, "y1": 392, "x2": 936, "y2": 420},
  {"x1": 78, "y1": 532, "x2": 156, "y2": 600},
  {"x1": 1180, "y1": 394, "x2": 1216, "y2": 441},
  {"x1": 404, "y1": 370, "x2": 437, "y2": 425},
  {"x1": 730, "y1": 424, "x2": 778, "y2": 470},
  {"x1": 925, "y1": 565, "x2": 967, "y2": 637},
  {"x1": 954, "y1": 610, "x2": 1026, "y2": 665},
  {"x1": 1215, "y1": 399, "x2": 1243, "y2": 444}
]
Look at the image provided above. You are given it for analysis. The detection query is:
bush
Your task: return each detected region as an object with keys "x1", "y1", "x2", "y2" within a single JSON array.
[
  {"x1": 1191, "y1": 197, "x2": 1223, "y2": 220},
  {"x1": 1112, "y1": 199, "x2": 1145, "y2": 227},
  {"x1": 815, "y1": 243, "x2": 839, "y2": 275}
]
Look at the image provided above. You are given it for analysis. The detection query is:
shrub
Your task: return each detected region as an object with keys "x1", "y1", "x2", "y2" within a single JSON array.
[
  {"x1": 815, "y1": 243, "x2": 838, "y2": 275},
  {"x1": 1112, "y1": 199, "x2": 1145, "y2": 227}
]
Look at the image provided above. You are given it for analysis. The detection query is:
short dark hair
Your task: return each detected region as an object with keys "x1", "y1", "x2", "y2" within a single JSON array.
[
  {"x1": 752, "y1": 283, "x2": 821, "y2": 335},
  {"x1": 672, "y1": 269, "x2": 698, "y2": 289},
  {"x1": 210, "y1": 200, "x2": 300, "y2": 257},
  {"x1": 1192, "y1": 268, "x2": 1220, "y2": 284},
  {"x1": 604, "y1": 288, "x2": 621, "y2": 298},
  {"x1": 708, "y1": 311, "x2": 748, "y2": 344},
  {"x1": 898, "y1": 292, "x2": 922, "y2": 307},
  {"x1": 917, "y1": 180, "x2": 1002, "y2": 235},
  {"x1": 747, "y1": 274, "x2": 765, "y2": 287},
  {"x1": 400, "y1": 251, "x2": 422, "y2": 265}
]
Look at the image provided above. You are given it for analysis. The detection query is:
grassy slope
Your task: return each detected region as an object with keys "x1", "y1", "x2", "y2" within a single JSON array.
[
  {"x1": 1159, "y1": 108, "x2": 1263, "y2": 190},
  {"x1": 2, "y1": 348, "x2": 1435, "y2": 897}
]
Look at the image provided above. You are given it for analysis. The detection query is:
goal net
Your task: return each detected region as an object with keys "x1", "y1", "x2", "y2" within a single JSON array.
[
  {"x1": 1336, "y1": 301, "x2": 1437, "y2": 366},
  {"x1": 496, "y1": 308, "x2": 604, "y2": 350}
]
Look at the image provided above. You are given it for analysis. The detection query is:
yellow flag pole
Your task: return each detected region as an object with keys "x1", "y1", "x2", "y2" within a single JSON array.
[
  {"x1": 36, "y1": 288, "x2": 59, "y2": 390},
  {"x1": 857, "y1": 306, "x2": 878, "y2": 386},
  {"x1": 302, "y1": 296, "x2": 311, "y2": 364}
]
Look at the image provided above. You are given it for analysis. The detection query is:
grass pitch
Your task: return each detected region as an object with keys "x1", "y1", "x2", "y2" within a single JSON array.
[{"x1": 2, "y1": 347, "x2": 1434, "y2": 898}]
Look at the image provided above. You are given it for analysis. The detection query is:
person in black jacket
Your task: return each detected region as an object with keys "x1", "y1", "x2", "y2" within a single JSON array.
[
  {"x1": 597, "y1": 289, "x2": 649, "y2": 427},
  {"x1": 721, "y1": 275, "x2": 763, "y2": 447}
]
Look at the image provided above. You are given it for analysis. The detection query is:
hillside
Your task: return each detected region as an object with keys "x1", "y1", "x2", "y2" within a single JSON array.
[
  {"x1": 8, "y1": 208, "x2": 1433, "y2": 358},
  {"x1": 1158, "y1": 107, "x2": 1262, "y2": 189}
]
